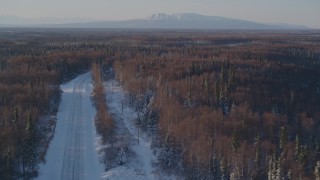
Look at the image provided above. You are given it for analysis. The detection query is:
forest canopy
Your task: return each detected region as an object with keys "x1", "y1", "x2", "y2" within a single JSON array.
[{"x1": 0, "y1": 29, "x2": 320, "y2": 179}]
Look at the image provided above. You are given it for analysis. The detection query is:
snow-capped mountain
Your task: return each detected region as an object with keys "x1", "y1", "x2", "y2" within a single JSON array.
[
  {"x1": 147, "y1": 13, "x2": 226, "y2": 21},
  {"x1": 146, "y1": 13, "x2": 192, "y2": 21}
]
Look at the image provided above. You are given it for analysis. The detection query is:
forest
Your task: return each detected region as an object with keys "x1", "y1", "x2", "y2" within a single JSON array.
[
  {"x1": 0, "y1": 28, "x2": 320, "y2": 179},
  {"x1": 111, "y1": 30, "x2": 320, "y2": 179}
]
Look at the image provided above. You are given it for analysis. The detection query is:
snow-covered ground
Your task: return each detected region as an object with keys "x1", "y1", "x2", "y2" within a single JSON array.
[
  {"x1": 102, "y1": 78, "x2": 176, "y2": 180},
  {"x1": 37, "y1": 72, "x2": 104, "y2": 180}
]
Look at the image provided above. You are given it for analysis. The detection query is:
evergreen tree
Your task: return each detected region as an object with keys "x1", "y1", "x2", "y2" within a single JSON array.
[
  {"x1": 276, "y1": 158, "x2": 283, "y2": 180},
  {"x1": 117, "y1": 148, "x2": 127, "y2": 165},
  {"x1": 231, "y1": 131, "x2": 240, "y2": 153},
  {"x1": 220, "y1": 157, "x2": 227, "y2": 180},
  {"x1": 214, "y1": 82, "x2": 220, "y2": 108},
  {"x1": 22, "y1": 113, "x2": 38, "y2": 176},
  {"x1": 294, "y1": 135, "x2": 300, "y2": 160},
  {"x1": 255, "y1": 134, "x2": 264, "y2": 178},
  {"x1": 268, "y1": 154, "x2": 281, "y2": 180},
  {"x1": 268, "y1": 157, "x2": 273, "y2": 180},
  {"x1": 12, "y1": 107, "x2": 18, "y2": 127},
  {"x1": 280, "y1": 126, "x2": 288, "y2": 150},
  {"x1": 158, "y1": 130, "x2": 174, "y2": 168},
  {"x1": 147, "y1": 109, "x2": 157, "y2": 130},
  {"x1": 298, "y1": 145, "x2": 307, "y2": 166},
  {"x1": 184, "y1": 86, "x2": 193, "y2": 107}
]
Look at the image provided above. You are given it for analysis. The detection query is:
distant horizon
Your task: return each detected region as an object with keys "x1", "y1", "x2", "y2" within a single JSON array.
[
  {"x1": 0, "y1": 13, "x2": 315, "y2": 29},
  {"x1": 1, "y1": 0, "x2": 319, "y2": 28}
]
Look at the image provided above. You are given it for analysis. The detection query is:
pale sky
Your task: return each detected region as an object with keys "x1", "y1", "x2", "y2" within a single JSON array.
[{"x1": 1, "y1": 0, "x2": 319, "y2": 28}]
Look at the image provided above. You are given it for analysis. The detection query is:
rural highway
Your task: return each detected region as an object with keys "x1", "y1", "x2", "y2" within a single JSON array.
[{"x1": 37, "y1": 72, "x2": 104, "y2": 180}]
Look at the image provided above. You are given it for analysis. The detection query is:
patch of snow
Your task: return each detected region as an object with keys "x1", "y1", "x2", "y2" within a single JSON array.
[{"x1": 148, "y1": 13, "x2": 173, "y2": 21}]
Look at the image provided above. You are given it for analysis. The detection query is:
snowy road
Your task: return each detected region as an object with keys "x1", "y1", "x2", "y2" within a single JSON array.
[{"x1": 37, "y1": 72, "x2": 104, "y2": 180}]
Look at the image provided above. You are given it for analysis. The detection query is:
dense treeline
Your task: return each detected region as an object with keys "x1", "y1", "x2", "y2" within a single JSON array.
[
  {"x1": 111, "y1": 32, "x2": 320, "y2": 179},
  {"x1": 0, "y1": 55, "x2": 60, "y2": 178},
  {"x1": 91, "y1": 62, "x2": 115, "y2": 144}
]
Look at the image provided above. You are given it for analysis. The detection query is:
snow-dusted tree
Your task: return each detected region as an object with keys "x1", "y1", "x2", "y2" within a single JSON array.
[
  {"x1": 298, "y1": 145, "x2": 307, "y2": 164},
  {"x1": 268, "y1": 155, "x2": 281, "y2": 180},
  {"x1": 146, "y1": 109, "x2": 157, "y2": 130},
  {"x1": 268, "y1": 154, "x2": 285, "y2": 180},
  {"x1": 158, "y1": 130, "x2": 174, "y2": 168},
  {"x1": 276, "y1": 159, "x2": 283, "y2": 180},
  {"x1": 287, "y1": 169, "x2": 292, "y2": 180},
  {"x1": 138, "y1": 106, "x2": 147, "y2": 129},
  {"x1": 315, "y1": 161, "x2": 320, "y2": 180},
  {"x1": 230, "y1": 163, "x2": 241, "y2": 180},
  {"x1": 220, "y1": 157, "x2": 227, "y2": 180},
  {"x1": 117, "y1": 148, "x2": 127, "y2": 165},
  {"x1": 184, "y1": 86, "x2": 193, "y2": 107},
  {"x1": 140, "y1": 106, "x2": 157, "y2": 131},
  {"x1": 268, "y1": 157, "x2": 273, "y2": 180}
]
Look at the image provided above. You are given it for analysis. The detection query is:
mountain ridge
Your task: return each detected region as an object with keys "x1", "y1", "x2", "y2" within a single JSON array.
[{"x1": 0, "y1": 13, "x2": 309, "y2": 30}]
